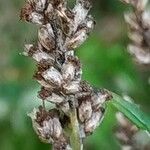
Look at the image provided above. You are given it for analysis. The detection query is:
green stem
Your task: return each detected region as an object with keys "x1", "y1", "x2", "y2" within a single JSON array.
[{"x1": 69, "y1": 102, "x2": 82, "y2": 150}]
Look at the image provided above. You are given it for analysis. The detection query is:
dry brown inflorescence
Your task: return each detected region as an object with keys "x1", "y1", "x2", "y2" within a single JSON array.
[
  {"x1": 115, "y1": 112, "x2": 150, "y2": 150},
  {"x1": 20, "y1": 0, "x2": 112, "y2": 149},
  {"x1": 121, "y1": 0, "x2": 150, "y2": 64}
]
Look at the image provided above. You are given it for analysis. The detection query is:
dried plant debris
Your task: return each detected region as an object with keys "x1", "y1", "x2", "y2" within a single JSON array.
[
  {"x1": 115, "y1": 112, "x2": 150, "y2": 150},
  {"x1": 21, "y1": 0, "x2": 112, "y2": 149},
  {"x1": 121, "y1": 0, "x2": 150, "y2": 64}
]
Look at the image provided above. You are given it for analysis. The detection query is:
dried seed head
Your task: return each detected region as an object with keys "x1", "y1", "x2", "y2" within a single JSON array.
[
  {"x1": 36, "y1": 77, "x2": 54, "y2": 88},
  {"x1": 20, "y1": 1, "x2": 44, "y2": 25},
  {"x1": 46, "y1": 93, "x2": 65, "y2": 104},
  {"x1": 66, "y1": 28, "x2": 88, "y2": 49},
  {"x1": 38, "y1": 117, "x2": 62, "y2": 139},
  {"x1": 23, "y1": 44, "x2": 35, "y2": 56},
  {"x1": 38, "y1": 25, "x2": 55, "y2": 51},
  {"x1": 128, "y1": 32, "x2": 143, "y2": 44},
  {"x1": 66, "y1": 16, "x2": 94, "y2": 50},
  {"x1": 63, "y1": 81, "x2": 80, "y2": 94},
  {"x1": 84, "y1": 109, "x2": 104, "y2": 134},
  {"x1": 53, "y1": 135, "x2": 71, "y2": 150},
  {"x1": 78, "y1": 100, "x2": 92, "y2": 122},
  {"x1": 29, "y1": 12, "x2": 44, "y2": 24},
  {"x1": 42, "y1": 67, "x2": 63, "y2": 87},
  {"x1": 144, "y1": 29, "x2": 150, "y2": 47},
  {"x1": 50, "y1": 0, "x2": 66, "y2": 9},
  {"x1": 85, "y1": 15, "x2": 95, "y2": 30},
  {"x1": 136, "y1": 0, "x2": 148, "y2": 11},
  {"x1": 21, "y1": 0, "x2": 110, "y2": 147},
  {"x1": 121, "y1": 0, "x2": 150, "y2": 65},
  {"x1": 80, "y1": 81, "x2": 93, "y2": 93},
  {"x1": 58, "y1": 102, "x2": 70, "y2": 114},
  {"x1": 120, "y1": 0, "x2": 148, "y2": 11},
  {"x1": 34, "y1": 0, "x2": 47, "y2": 12},
  {"x1": 62, "y1": 56, "x2": 81, "y2": 82},
  {"x1": 91, "y1": 89, "x2": 112, "y2": 109},
  {"x1": 36, "y1": 52, "x2": 54, "y2": 63},
  {"x1": 28, "y1": 108, "x2": 63, "y2": 142},
  {"x1": 124, "y1": 13, "x2": 139, "y2": 30},
  {"x1": 39, "y1": 86, "x2": 65, "y2": 104},
  {"x1": 128, "y1": 45, "x2": 150, "y2": 64},
  {"x1": 20, "y1": 0, "x2": 47, "y2": 22},
  {"x1": 20, "y1": 2, "x2": 34, "y2": 21},
  {"x1": 73, "y1": 0, "x2": 91, "y2": 31},
  {"x1": 115, "y1": 113, "x2": 142, "y2": 149},
  {"x1": 142, "y1": 11, "x2": 150, "y2": 28},
  {"x1": 24, "y1": 44, "x2": 55, "y2": 64},
  {"x1": 45, "y1": 3, "x2": 54, "y2": 20},
  {"x1": 62, "y1": 60, "x2": 76, "y2": 82},
  {"x1": 116, "y1": 112, "x2": 131, "y2": 128},
  {"x1": 38, "y1": 87, "x2": 52, "y2": 100}
]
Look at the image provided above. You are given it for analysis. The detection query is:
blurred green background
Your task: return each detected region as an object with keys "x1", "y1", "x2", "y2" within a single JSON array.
[{"x1": 0, "y1": 0, "x2": 149, "y2": 150}]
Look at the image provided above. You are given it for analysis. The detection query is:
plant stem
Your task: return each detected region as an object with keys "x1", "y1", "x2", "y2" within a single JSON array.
[{"x1": 69, "y1": 101, "x2": 82, "y2": 150}]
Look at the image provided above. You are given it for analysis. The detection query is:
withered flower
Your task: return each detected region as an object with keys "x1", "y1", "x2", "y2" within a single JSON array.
[
  {"x1": 115, "y1": 112, "x2": 150, "y2": 150},
  {"x1": 121, "y1": 0, "x2": 150, "y2": 64},
  {"x1": 20, "y1": 0, "x2": 112, "y2": 149}
]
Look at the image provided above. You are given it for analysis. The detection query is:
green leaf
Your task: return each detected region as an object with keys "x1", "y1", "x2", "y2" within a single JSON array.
[{"x1": 110, "y1": 93, "x2": 150, "y2": 132}]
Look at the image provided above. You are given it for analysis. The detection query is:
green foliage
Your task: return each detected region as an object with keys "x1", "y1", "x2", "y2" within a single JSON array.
[{"x1": 110, "y1": 93, "x2": 150, "y2": 131}]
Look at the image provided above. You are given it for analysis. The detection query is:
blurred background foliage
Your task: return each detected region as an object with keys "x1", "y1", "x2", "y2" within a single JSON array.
[{"x1": 0, "y1": 0, "x2": 149, "y2": 150}]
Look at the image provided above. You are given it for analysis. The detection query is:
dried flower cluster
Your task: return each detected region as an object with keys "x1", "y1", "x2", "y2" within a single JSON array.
[
  {"x1": 20, "y1": 0, "x2": 112, "y2": 149},
  {"x1": 121, "y1": 0, "x2": 150, "y2": 64},
  {"x1": 115, "y1": 113, "x2": 150, "y2": 150}
]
